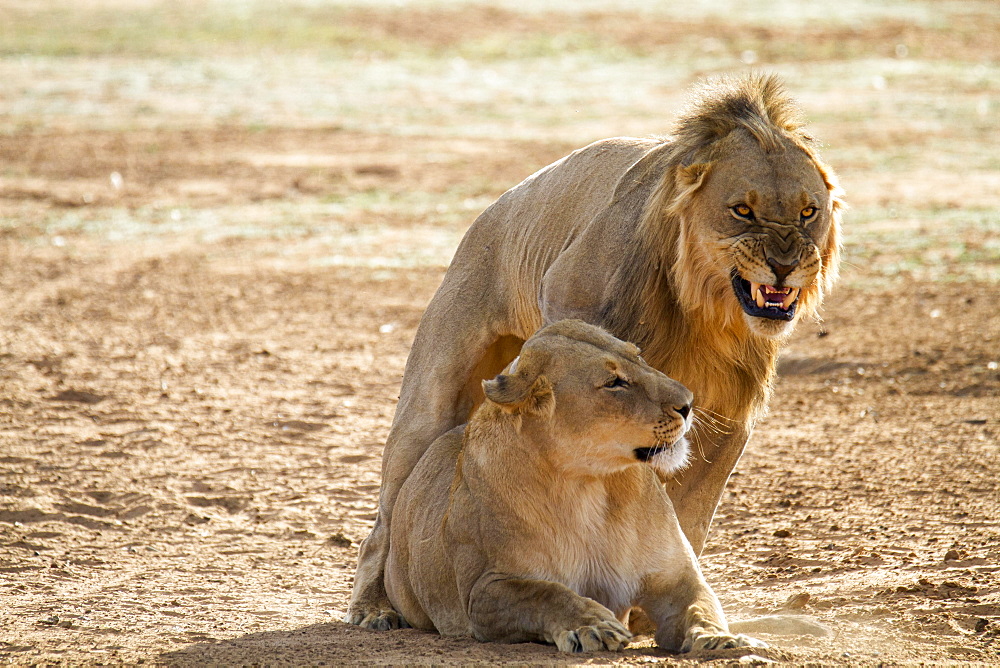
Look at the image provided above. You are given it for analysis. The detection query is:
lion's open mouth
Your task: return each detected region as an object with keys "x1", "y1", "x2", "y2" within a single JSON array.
[{"x1": 731, "y1": 271, "x2": 799, "y2": 321}]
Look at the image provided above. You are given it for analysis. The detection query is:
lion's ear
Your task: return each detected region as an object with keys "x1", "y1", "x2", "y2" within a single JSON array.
[
  {"x1": 482, "y1": 350, "x2": 554, "y2": 416},
  {"x1": 676, "y1": 162, "x2": 712, "y2": 194},
  {"x1": 814, "y1": 158, "x2": 846, "y2": 294},
  {"x1": 814, "y1": 158, "x2": 843, "y2": 197}
]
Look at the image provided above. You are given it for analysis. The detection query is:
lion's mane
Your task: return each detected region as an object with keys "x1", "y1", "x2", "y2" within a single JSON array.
[{"x1": 604, "y1": 74, "x2": 844, "y2": 425}]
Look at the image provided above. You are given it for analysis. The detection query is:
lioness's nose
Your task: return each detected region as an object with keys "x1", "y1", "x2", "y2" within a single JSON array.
[
  {"x1": 665, "y1": 402, "x2": 691, "y2": 421},
  {"x1": 767, "y1": 256, "x2": 798, "y2": 282}
]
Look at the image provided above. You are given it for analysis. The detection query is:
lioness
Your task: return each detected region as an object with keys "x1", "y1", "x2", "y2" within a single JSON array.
[
  {"x1": 348, "y1": 74, "x2": 843, "y2": 629},
  {"x1": 386, "y1": 320, "x2": 764, "y2": 653}
]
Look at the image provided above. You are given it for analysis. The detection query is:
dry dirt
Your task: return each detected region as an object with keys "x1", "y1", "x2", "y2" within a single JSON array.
[{"x1": 1, "y1": 122, "x2": 998, "y2": 667}]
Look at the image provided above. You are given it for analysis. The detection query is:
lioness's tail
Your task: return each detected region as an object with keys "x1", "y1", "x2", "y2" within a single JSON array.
[{"x1": 728, "y1": 614, "x2": 831, "y2": 637}]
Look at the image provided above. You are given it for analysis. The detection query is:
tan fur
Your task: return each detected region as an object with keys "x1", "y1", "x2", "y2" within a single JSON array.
[
  {"x1": 347, "y1": 74, "x2": 843, "y2": 631},
  {"x1": 384, "y1": 321, "x2": 765, "y2": 653}
]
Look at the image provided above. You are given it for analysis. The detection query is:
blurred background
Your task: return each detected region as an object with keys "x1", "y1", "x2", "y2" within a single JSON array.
[{"x1": 2, "y1": 0, "x2": 998, "y2": 280}]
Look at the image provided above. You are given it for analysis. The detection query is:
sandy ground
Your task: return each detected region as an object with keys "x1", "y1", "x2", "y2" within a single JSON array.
[
  {"x1": 0, "y1": 125, "x2": 997, "y2": 667},
  {"x1": 2, "y1": 1, "x2": 1000, "y2": 663}
]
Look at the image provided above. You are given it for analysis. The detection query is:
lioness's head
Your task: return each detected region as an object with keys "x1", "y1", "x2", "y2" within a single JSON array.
[
  {"x1": 480, "y1": 320, "x2": 693, "y2": 477},
  {"x1": 666, "y1": 74, "x2": 844, "y2": 339}
]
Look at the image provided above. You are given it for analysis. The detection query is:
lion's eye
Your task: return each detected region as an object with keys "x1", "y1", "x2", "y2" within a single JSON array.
[
  {"x1": 603, "y1": 376, "x2": 629, "y2": 389},
  {"x1": 731, "y1": 204, "x2": 754, "y2": 219},
  {"x1": 800, "y1": 206, "x2": 817, "y2": 219}
]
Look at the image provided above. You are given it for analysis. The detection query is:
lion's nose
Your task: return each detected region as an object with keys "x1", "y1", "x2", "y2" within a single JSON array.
[{"x1": 767, "y1": 256, "x2": 799, "y2": 282}]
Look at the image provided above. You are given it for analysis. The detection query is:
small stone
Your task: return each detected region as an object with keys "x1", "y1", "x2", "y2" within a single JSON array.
[
  {"x1": 773, "y1": 529, "x2": 792, "y2": 538},
  {"x1": 783, "y1": 592, "x2": 810, "y2": 610},
  {"x1": 328, "y1": 531, "x2": 352, "y2": 548},
  {"x1": 944, "y1": 549, "x2": 961, "y2": 561}
]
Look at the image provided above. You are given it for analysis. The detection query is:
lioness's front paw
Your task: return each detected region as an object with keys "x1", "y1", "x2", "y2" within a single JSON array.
[
  {"x1": 684, "y1": 629, "x2": 767, "y2": 652},
  {"x1": 343, "y1": 607, "x2": 409, "y2": 631},
  {"x1": 554, "y1": 619, "x2": 632, "y2": 653}
]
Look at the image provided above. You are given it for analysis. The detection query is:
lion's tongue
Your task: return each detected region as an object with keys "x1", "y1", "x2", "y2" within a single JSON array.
[{"x1": 751, "y1": 282, "x2": 799, "y2": 310}]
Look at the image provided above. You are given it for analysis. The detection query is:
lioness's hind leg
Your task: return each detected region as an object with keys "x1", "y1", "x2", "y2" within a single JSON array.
[
  {"x1": 347, "y1": 301, "x2": 518, "y2": 627},
  {"x1": 343, "y1": 607, "x2": 410, "y2": 632}
]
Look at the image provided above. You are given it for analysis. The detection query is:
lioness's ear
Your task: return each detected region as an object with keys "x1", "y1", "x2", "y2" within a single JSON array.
[
  {"x1": 482, "y1": 374, "x2": 553, "y2": 415},
  {"x1": 482, "y1": 349, "x2": 553, "y2": 415}
]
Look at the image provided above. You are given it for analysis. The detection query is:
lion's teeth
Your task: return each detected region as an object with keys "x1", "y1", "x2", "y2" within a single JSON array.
[
  {"x1": 752, "y1": 282, "x2": 765, "y2": 308},
  {"x1": 782, "y1": 288, "x2": 800, "y2": 310}
]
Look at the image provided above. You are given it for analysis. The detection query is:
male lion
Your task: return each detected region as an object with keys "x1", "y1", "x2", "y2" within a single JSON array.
[
  {"x1": 347, "y1": 73, "x2": 843, "y2": 630},
  {"x1": 385, "y1": 320, "x2": 765, "y2": 653}
]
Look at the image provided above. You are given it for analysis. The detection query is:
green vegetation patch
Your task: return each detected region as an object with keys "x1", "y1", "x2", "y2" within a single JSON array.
[{"x1": 3, "y1": 1, "x2": 999, "y2": 64}]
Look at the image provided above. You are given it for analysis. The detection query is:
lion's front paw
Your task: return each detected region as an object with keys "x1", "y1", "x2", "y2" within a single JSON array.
[
  {"x1": 554, "y1": 619, "x2": 632, "y2": 653},
  {"x1": 343, "y1": 606, "x2": 410, "y2": 631},
  {"x1": 684, "y1": 628, "x2": 767, "y2": 652}
]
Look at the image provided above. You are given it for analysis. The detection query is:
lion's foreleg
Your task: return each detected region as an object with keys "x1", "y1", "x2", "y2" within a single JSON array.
[
  {"x1": 347, "y1": 424, "x2": 474, "y2": 630},
  {"x1": 665, "y1": 427, "x2": 751, "y2": 554},
  {"x1": 468, "y1": 574, "x2": 632, "y2": 653},
  {"x1": 345, "y1": 422, "x2": 442, "y2": 629}
]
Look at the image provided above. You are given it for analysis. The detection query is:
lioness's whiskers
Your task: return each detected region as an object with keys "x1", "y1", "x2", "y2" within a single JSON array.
[
  {"x1": 692, "y1": 408, "x2": 734, "y2": 436},
  {"x1": 693, "y1": 415, "x2": 728, "y2": 436},
  {"x1": 694, "y1": 410, "x2": 736, "y2": 430},
  {"x1": 693, "y1": 405, "x2": 737, "y2": 425}
]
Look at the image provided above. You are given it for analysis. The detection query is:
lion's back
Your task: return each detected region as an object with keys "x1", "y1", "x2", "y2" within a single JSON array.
[
  {"x1": 486, "y1": 136, "x2": 662, "y2": 248},
  {"x1": 442, "y1": 137, "x2": 665, "y2": 337}
]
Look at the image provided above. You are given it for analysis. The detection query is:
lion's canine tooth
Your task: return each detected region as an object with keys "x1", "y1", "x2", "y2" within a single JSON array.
[
  {"x1": 752, "y1": 282, "x2": 765, "y2": 309},
  {"x1": 781, "y1": 288, "x2": 800, "y2": 310}
]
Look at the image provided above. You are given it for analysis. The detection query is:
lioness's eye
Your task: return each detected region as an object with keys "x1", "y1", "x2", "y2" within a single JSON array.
[
  {"x1": 731, "y1": 204, "x2": 754, "y2": 219},
  {"x1": 801, "y1": 206, "x2": 817, "y2": 219},
  {"x1": 603, "y1": 376, "x2": 629, "y2": 389}
]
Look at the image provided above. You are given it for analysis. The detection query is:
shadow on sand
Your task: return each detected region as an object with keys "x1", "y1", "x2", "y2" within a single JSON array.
[{"x1": 159, "y1": 620, "x2": 785, "y2": 666}]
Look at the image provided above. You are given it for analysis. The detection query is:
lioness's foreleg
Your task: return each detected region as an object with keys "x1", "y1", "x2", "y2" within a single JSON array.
[
  {"x1": 468, "y1": 574, "x2": 632, "y2": 653},
  {"x1": 675, "y1": 603, "x2": 767, "y2": 653},
  {"x1": 641, "y1": 571, "x2": 765, "y2": 653}
]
